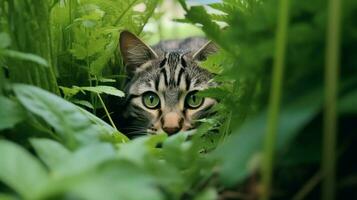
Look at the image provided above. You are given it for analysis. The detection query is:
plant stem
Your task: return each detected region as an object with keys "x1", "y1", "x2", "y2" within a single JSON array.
[
  {"x1": 322, "y1": 0, "x2": 341, "y2": 199},
  {"x1": 97, "y1": 93, "x2": 117, "y2": 130},
  {"x1": 114, "y1": 0, "x2": 139, "y2": 26},
  {"x1": 261, "y1": 0, "x2": 290, "y2": 199}
]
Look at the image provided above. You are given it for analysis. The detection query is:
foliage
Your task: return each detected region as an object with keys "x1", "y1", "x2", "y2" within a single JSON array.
[
  {"x1": 1, "y1": 0, "x2": 357, "y2": 199},
  {"x1": 178, "y1": 0, "x2": 357, "y2": 198}
]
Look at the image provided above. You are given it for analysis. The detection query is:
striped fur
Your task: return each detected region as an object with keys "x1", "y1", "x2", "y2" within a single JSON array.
[{"x1": 119, "y1": 31, "x2": 217, "y2": 136}]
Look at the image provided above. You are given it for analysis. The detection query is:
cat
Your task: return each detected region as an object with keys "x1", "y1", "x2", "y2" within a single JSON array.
[{"x1": 117, "y1": 30, "x2": 218, "y2": 136}]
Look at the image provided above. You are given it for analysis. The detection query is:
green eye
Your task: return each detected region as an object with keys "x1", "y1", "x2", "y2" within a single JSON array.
[
  {"x1": 142, "y1": 92, "x2": 160, "y2": 109},
  {"x1": 185, "y1": 91, "x2": 204, "y2": 109}
]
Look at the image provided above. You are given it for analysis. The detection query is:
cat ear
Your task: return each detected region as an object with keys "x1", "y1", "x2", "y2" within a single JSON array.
[
  {"x1": 119, "y1": 30, "x2": 158, "y2": 70},
  {"x1": 192, "y1": 41, "x2": 218, "y2": 61}
]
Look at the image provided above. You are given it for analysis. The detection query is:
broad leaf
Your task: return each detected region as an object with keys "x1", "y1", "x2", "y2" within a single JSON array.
[
  {"x1": 0, "y1": 97, "x2": 26, "y2": 130},
  {"x1": 1, "y1": 49, "x2": 49, "y2": 67},
  {"x1": 54, "y1": 143, "x2": 116, "y2": 177},
  {"x1": 78, "y1": 86, "x2": 125, "y2": 97},
  {"x1": 69, "y1": 160, "x2": 163, "y2": 200},
  {"x1": 72, "y1": 99, "x2": 94, "y2": 109},
  {"x1": 0, "y1": 140, "x2": 48, "y2": 199},
  {"x1": 31, "y1": 138, "x2": 71, "y2": 170},
  {"x1": 117, "y1": 134, "x2": 167, "y2": 165},
  {"x1": 13, "y1": 84, "x2": 123, "y2": 148},
  {"x1": 59, "y1": 86, "x2": 83, "y2": 98},
  {"x1": 213, "y1": 89, "x2": 322, "y2": 186},
  {"x1": 0, "y1": 193, "x2": 17, "y2": 200},
  {"x1": 61, "y1": 85, "x2": 125, "y2": 98}
]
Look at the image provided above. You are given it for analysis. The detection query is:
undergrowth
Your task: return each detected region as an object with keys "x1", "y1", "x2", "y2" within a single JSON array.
[{"x1": 0, "y1": 0, "x2": 357, "y2": 199}]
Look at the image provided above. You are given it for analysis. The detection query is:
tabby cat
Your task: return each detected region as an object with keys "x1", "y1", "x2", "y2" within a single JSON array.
[{"x1": 118, "y1": 31, "x2": 217, "y2": 136}]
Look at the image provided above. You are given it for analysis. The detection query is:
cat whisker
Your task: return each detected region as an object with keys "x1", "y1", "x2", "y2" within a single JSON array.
[
  {"x1": 121, "y1": 127, "x2": 144, "y2": 131},
  {"x1": 126, "y1": 129, "x2": 148, "y2": 135}
]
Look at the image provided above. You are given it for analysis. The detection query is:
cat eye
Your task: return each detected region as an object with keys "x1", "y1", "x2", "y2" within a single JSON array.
[
  {"x1": 142, "y1": 92, "x2": 160, "y2": 109},
  {"x1": 185, "y1": 91, "x2": 204, "y2": 109}
]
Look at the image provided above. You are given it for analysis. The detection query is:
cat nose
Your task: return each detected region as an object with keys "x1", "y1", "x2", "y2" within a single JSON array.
[
  {"x1": 163, "y1": 127, "x2": 180, "y2": 135},
  {"x1": 162, "y1": 112, "x2": 183, "y2": 135}
]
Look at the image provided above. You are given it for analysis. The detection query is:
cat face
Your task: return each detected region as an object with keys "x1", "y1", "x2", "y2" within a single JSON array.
[{"x1": 119, "y1": 31, "x2": 217, "y2": 135}]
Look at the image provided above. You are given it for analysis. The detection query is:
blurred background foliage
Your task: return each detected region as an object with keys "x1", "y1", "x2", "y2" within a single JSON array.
[{"x1": 0, "y1": 0, "x2": 357, "y2": 200}]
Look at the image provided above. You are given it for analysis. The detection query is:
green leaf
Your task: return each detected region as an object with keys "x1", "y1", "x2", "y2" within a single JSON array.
[
  {"x1": 194, "y1": 188, "x2": 217, "y2": 200},
  {"x1": 54, "y1": 143, "x2": 116, "y2": 177},
  {"x1": 59, "y1": 86, "x2": 82, "y2": 98},
  {"x1": 183, "y1": 6, "x2": 229, "y2": 51},
  {"x1": 72, "y1": 99, "x2": 94, "y2": 109},
  {"x1": 100, "y1": 130, "x2": 130, "y2": 144},
  {"x1": 78, "y1": 85, "x2": 125, "y2": 97},
  {"x1": 93, "y1": 77, "x2": 116, "y2": 83},
  {"x1": 201, "y1": 52, "x2": 225, "y2": 74},
  {"x1": 76, "y1": 106, "x2": 129, "y2": 143},
  {"x1": 13, "y1": 84, "x2": 120, "y2": 148},
  {"x1": 177, "y1": 0, "x2": 189, "y2": 11},
  {"x1": 60, "y1": 85, "x2": 125, "y2": 98},
  {"x1": 69, "y1": 160, "x2": 163, "y2": 200},
  {"x1": 0, "y1": 140, "x2": 48, "y2": 199},
  {"x1": 162, "y1": 132, "x2": 192, "y2": 162},
  {"x1": 1, "y1": 49, "x2": 49, "y2": 67},
  {"x1": 117, "y1": 134, "x2": 167, "y2": 165},
  {"x1": 29, "y1": 145, "x2": 126, "y2": 200},
  {"x1": 0, "y1": 97, "x2": 26, "y2": 130},
  {"x1": 70, "y1": 43, "x2": 88, "y2": 60},
  {"x1": 0, "y1": 32, "x2": 11, "y2": 48},
  {"x1": 89, "y1": 53, "x2": 112, "y2": 75},
  {"x1": 0, "y1": 193, "x2": 17, "y2": 200},
  {"x1": 30, "y1": 138, "x2": 71, "y2": 171},
  {"x1": 213, "y1": 89, "x2": 322, "y2": 186}
]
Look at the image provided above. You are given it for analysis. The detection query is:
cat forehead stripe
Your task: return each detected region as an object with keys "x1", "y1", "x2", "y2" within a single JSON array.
[
  {"x1": 158, "y1": 52, "x2": 188, "y2": 88},
  {"x1": 167, "y1": 52, "x2": 180, "y2": 68},
  {"x1": 168, "y1": 52, "x2": 180, "y2": 86}
]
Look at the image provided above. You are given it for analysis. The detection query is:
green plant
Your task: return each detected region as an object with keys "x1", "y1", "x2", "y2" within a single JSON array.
[
  {"x1": 179, "y1": 0, "x2": 357, "y2": 199},
  {"x1": 1, "y1": 0, "x2": 357, "y2": 199}
]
